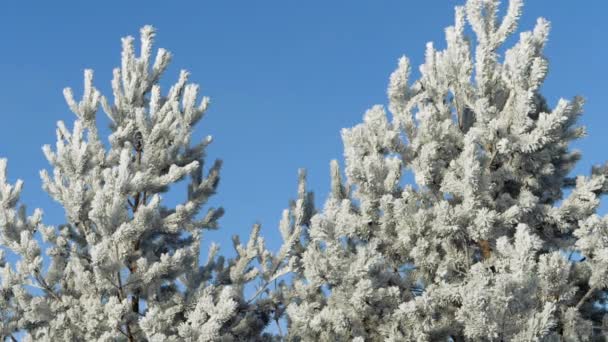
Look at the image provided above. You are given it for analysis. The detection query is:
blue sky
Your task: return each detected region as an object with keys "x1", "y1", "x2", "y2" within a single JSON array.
[{"x1": 0, "y1": 0, "x2": 606, "y2": 279}]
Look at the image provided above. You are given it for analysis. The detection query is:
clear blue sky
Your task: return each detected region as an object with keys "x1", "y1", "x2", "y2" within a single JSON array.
[{"x1": 0, "y1": 1, "x2": 606, "y2": 260}]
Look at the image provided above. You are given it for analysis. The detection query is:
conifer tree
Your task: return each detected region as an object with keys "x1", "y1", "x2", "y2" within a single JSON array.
[
  {"x1": 285, "y1": 0, "x2": 608, "y2": 340},
  {"x1": 0, "y1": 26, "x2": 299, "y2": 341}
]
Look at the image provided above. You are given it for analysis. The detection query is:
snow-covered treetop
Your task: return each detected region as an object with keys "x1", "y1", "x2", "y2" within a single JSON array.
[
  {"x1": 285, "y1": 0, "x2": 608, "y2": 340},
  {"x1": 0, "y1": 25, "x2": 300, "y2": 341}
]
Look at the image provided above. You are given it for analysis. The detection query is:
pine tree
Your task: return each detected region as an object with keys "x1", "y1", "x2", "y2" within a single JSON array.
[
  {"x1": 0, "y1": 26, "x2": 299, "y2": 341},
  {"x1": 284, "y1": 0, "x2": 608, "y2": 340}
]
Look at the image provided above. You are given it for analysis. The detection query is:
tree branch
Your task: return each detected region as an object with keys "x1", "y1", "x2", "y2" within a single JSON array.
[{"x1": 576, "y1": 285, "x2": 598, "y2": 310}]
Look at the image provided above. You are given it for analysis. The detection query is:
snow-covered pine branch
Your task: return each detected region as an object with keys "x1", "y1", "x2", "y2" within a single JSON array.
[
  {"x1": 0, "y1": 26, "x2": 298, "y2": 341},
  {"x1": 285, "y1": 0, "x2": 608, "y2": 340}
]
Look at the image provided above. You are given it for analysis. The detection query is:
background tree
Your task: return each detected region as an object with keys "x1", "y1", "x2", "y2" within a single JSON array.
[
  {"x1": 0, "y1": 26, "x2": 299, "y2": 341},
  {"x1": 284, "y1": 0, "x2": 608, "y2": 340}
]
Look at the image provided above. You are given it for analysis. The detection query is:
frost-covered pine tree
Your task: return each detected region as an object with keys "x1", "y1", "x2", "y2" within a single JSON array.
[
  {"x1": 0, "y1": 26, "x2": 299, "y2": 341},
  {"x1": 284, "y1": 0, "x2": 608, "y2": 340}
]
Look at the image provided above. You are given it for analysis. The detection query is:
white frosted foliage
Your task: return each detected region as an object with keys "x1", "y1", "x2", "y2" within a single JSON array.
[
  {"x1": 0, "y1": 26, "x2": 298, "y2": 341},
  {"x1": 284, "y1": 0, "x2": 608, "y2": 340},
  {"x1": 0, "y1": 1, "x2": 606, "y2": 340}
]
